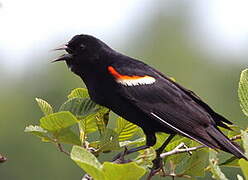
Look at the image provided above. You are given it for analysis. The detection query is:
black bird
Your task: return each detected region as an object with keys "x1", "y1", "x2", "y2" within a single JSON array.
[{"x1": 53, "y1": 34, "x2": 247, "y2": 166}]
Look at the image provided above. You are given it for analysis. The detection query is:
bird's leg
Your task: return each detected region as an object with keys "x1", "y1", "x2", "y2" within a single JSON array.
[
  {"x1": 112, "y1": 145, "x2": 150, "y2": 162},
  {"x1": 112, "y1": 133, "x2": 156, "y2": 162},
  {"x1": 148, "y1": 134, "x2": 176, "y2": 179}
]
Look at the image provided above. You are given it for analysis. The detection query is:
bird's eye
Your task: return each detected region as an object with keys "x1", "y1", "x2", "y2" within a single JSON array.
[{"x1": 80, "y1": 44, "x2": 86, "y2": 50}]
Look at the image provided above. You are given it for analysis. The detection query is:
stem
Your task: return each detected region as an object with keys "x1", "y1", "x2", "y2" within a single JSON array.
[
  {"x1": 160, "y1": 144, "x2": 204, "y2": 158},
  {"x1": 57, "y1": 143, "x2": 70, "y2": 156}
]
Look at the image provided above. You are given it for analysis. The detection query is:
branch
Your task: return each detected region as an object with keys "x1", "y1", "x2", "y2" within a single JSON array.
[
  {"x1": 160, "y1": 143, "x2": 205, "y2": 158},
  {"x1": 57, "y1": 143, "x2": 70, "y2": 156}
]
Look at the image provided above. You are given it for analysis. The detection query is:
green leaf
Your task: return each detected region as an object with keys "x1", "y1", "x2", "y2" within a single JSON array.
[
  {"x1": 35, "y1": 98, "x2": 53, "y2": 115},
  {"x1": 135, "y1": 147, "x2": 156, "y2": 168},
  {"x1": 238, "y1": 69, "x2": 248, "y2": 116},
  {"x1": 164, "y1": 136, "x2": 192, "y2": 165},
  {"x1": 182, "y1": 148, "x2": 208, "y2": 177},
  {"x1": 153, "y1": 133, "x2": 170, "y2": 150},
  {"x1": 227, "y1": 125, "x2": 241, "y2": 139},
  {"x1": 56, "y1": 128, "x2": 81, "y2": 145},
  {"x1": 78, "y1": 115, "x2": 98, "y2": 141},
  {"x1": 99, "y1": 128, "x2": 120, "y2": 152},
  {"x1": 96, "y1": 110, "x2": 109, "y2": 135},
  {"x1": 115, "y1": 117, "x2": 138, "y2": 142},
  {"x1": 40, "y1": 111, "x2": 78, "y2": 131},
  {"x1": 24, "y1": 125, "x2": 53, "y2": 142},
  {"x1": 70, "y1": 146, "x2": 105, "y2": 180},
  {"x1": 239, "y1": 159, "x2": 248, "y2": 179},
  {"x1": 68, "y1": 88, "x2": 89, "y2": 99},
  {"x1": 220, "y1": 156, "x2": 239, "y2": 167},
  {"x1": 59, "y1": 98, "x2": 99, "y2": 117},
  {"x1": 241, "y1": 130, "x2": 248, "y2": 157},
  {"x1": 102, "y1": 162, "x2": 146, "y2": 180},
  {"x1": 79, "y1": 106, "x2": 109, "y2": 142},
  {"x1": 209, "y1": 151, "x2": 228, "y2": 180}
]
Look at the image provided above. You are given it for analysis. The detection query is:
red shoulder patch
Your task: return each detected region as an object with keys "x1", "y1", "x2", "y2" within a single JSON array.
[
  {"x1": 108, "y1": 66, "x2": 144, "y2": 80},
  {"x1": 107, "y1": 66, "x2": 156, "y2": 86}
]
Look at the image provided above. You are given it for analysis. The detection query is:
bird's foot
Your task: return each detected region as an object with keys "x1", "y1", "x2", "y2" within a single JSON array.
[
  {"x1": 146, "y1": 156, "x2": 164, "y2": 180},
  {"x1": 112, "y1": 147, "x2": 132, "y2": 164}
]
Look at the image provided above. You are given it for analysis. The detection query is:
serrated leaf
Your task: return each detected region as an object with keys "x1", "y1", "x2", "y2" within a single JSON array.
[
  {"x1": 115, "y1": 117, "x2": 138, "y2": 142},
  {"x1": 239, "y1": 159, "x2": 248, "y2": 179},
  {"x1": 24, "y1": 125, "x2": 53, "y2": 142},
  {"x1": 70, "y1": 146, "x2": 104, "y2": 180},
  {"x1": 96, "y1": 110, "x2": 109, "y2": 135},
  {"x1": 99, "y1": 128, "x2": 120, "y2": 152},
  {"x1": 59, "y1": 98, "x2": 99, "y2": 117},
  {"x1": 79, "y1": 115, "x2": 98, "y2": 141},
  {"x1": 35, "y1": 98, "x2": 53, "y2": 115},
  {"x1": 209, "y1": 151, "x2": 228, "y2": 180},
  {"x1": 40, "y1": 111, "x2": 78, "y2": 131},
  {"x1": 79, "y1": 106, "x2": 109, "y2": 143},
  {"x1": 68, "y1": 88, "x2": 89, "y2": 99},
  {"x1": 56, "y1": 128, "x2": 81, "y2": 145},
  {"x1": 238, "y1": 69, "x2": 248, "y2": 116},
  {"x1": 102, "y1": 162, "x2": 146, "y2": 180},
  {"x1": 182, "y1": 148, "x2": 208, "y2": 177}
]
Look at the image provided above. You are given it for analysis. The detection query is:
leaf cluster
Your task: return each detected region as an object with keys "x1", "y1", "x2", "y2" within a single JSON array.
[{"x1": 25, "y1": 69, "x2": 248, "y2": 179}]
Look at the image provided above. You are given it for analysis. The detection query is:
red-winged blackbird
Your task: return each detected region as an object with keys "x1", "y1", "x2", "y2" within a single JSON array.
[{"x1": 53, "y1": 34, "x2": 247, "y2": 163}]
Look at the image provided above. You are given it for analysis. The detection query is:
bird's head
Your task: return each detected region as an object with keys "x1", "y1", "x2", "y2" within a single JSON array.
[{"x1": 53, "y1": 34, "x2": 109, "y2": 72}]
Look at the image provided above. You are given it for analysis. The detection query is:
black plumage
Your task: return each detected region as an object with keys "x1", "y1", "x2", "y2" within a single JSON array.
[{"x1": 53, "y1": 34, "x2": 247, "y2": 161}]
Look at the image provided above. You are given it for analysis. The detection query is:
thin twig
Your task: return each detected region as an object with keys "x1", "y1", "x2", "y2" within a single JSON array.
[
  {"x1": 230, "y1": 134, "x2": 241, "y2": 141},
  {"x1": 160, "y1": 144, "x2": 205, "y2": 159},
  {"x1": 57, "y1": 143, "x2": 70, "y2": 156}
]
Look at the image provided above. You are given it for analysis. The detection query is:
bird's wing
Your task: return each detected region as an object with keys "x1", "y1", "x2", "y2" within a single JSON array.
[
  {"x1": 107, "y1": 62, "x2": 231, "y2": 148},
  {"x1": 151, "y1": 68, "x2": 233, "y2": 128}
]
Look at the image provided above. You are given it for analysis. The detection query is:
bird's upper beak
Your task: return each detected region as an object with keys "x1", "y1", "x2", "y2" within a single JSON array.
[
  {"x1": 53, "y1": 44, "x2": 68, "y2": 51},
  {"x1": 52, "y1": 44, "x2": 73, "y2": 62}
]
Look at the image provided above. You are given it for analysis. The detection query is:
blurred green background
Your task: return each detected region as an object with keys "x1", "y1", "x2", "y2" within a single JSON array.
[{"x1": 0, "y1": 0, "x2": 247, "y2": 179}]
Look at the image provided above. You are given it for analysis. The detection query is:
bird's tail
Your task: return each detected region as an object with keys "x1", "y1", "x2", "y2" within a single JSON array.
[{"x1": 206, "y1": 126, "x2": 248, "y2": 160}]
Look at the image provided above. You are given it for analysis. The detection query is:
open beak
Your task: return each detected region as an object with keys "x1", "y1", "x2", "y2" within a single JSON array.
[{"x1": 52, "y1": 44, "x2": 73, "y2": 63}]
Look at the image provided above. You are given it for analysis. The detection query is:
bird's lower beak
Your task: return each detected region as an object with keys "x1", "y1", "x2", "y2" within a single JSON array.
[{"x1": 52, "y1": 54, "x2": 73, "y2": 62}]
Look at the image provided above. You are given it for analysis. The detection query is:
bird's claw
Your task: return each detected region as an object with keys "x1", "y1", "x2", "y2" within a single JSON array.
[
  {"x1": 146, "y1": 156, "x2": 164, "y2": 180},
  {"x1": 112, "y1": 146, "x2": 132, "y2": 163}
]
